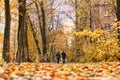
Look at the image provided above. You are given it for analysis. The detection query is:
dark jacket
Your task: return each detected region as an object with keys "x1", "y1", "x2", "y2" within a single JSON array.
[
  {"x1": 56, "y1": 52, "x2": 61, "y2": 58},
  {"x1": 61, "y1": 51, "x2": 66, "y2": 58}
]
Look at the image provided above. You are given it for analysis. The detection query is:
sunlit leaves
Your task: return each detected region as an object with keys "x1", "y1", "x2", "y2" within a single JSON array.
[{"x1": 73, "y1": 29, "x2": 92, "y2": 36}]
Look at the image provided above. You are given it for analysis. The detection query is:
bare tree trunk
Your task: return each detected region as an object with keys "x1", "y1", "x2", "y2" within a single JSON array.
[
  {"x1": 2, "y1": 0, "x2": 11, "y2": 63},
  {"x1": 16, "y1": 0, "x2": 29, "y2": 63}
]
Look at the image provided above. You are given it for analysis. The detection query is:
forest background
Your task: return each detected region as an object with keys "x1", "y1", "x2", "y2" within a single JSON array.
[{"x1": 0, "y1": 0, "x2": 120, "y2": 63}]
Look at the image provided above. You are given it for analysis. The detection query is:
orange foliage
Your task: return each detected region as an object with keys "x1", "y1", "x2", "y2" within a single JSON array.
[{"x1": 0, "y1": 62, "x2": 120, "y2": 79}]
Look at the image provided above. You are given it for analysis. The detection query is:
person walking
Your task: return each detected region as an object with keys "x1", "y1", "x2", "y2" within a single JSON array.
[
  {"x1": 61, "y1": 51, "x2": 67, "y2": 63},
  {"x1": 56, "y1": 51, "x2": 61, "y2": 63}
]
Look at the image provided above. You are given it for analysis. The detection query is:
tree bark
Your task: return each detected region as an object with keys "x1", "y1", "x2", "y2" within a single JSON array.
[
  {"x1": 116, "y1": 0, "x2": 120, "y2": 47},
  {"x1": 16, "y1": 0, "x2": 29, "y2": 63},
  {"x1": 75, "y1": 0, "x2": 78, "y2": 31},
  {"x1": 2, "y1": 0, "x2": 11, "y2": 63},
  {"x1": 39, "y1": 1, "x2": 47, "y2": 60},
  {"x1": 74, "y1": 0, "x2": 81, "y2": 55},
  {"x1": 35, "y1": 1, "x2": 47, "y2": 61},
  {"x1": 116, "y1": 0, "x2": 120, "y2": 21}
]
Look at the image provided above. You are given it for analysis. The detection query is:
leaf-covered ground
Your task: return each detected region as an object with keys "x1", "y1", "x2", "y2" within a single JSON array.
[{"x1": 0, "y1": 62, "x2": 120, "y2": 80}]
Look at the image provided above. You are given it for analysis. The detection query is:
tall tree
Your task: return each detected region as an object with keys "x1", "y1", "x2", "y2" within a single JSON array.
[
  {"x1": 116, "y1": 0, "x2": 120, "y2": 47},
  {"x1": 74, "y1": 0, "x2": 81, "y2": 56},
  {"x1": 116, "y1": 0, "x2": 120, "y2": 21},
  {"x1": 35, "y1": 1, "x2": 47, "y2": 61},
  {"x1": 2, "y1": 0, "x2": 11, "y2": 63},
  {"x1": 16, "y1": 0, "x2": 29, "y2": 63},
  {"x1": 40, "y1": 1, "x2": 47, "y2": 60}
]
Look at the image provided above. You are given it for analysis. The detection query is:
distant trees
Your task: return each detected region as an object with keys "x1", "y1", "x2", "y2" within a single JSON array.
[
  {"x1": 2, "y1": 0, "x2": 120, "y2": 63},
  {"x1": 2, "y1": 0, "x2": 11, "y2": 63},
  {"x1": 67, "y1": 0, "x2": 119, "y2": 62}
]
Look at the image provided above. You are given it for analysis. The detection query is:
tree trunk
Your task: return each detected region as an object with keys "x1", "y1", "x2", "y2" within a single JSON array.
[
  {"x1": 75, "y1": 0, "x2": 78, "y2": 31},
  {"x1": 16, "y1": 0, "x2": 29, "y2": 63},
  {"x1": 40, "y1": 1, "x2": 47, "y2": 60},
  {"x1": 75, "y1": 0, "x2": 81, "y2": 55},
  {"x1": 116, "y1": 0, "x2": 120, "y2": 47},
  {"x1": 89, "y1": 0, "x2": 93, "y2": 30},
  {"x1": 116, "y1": 0, "x2": 120, "y2": 21},
  {"x1": 35, "y1": 1, "x2": 47, "y2": 61},
  {"x1": 2, "y1": 0, "x2": 11, "y2": 63}
]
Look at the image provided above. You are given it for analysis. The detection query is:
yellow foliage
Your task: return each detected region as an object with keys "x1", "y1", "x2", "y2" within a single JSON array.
[
  {"x1": 83, "y1": 30, "x2": 92, "y2": 36},
  {"x1": 72, "y1": 28, "x2": 119, "y2": 62}
]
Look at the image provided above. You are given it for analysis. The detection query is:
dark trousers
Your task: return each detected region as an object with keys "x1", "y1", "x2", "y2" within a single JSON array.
[
  {"x1": 62, "y1": 58, "x2": 65, "y2": 63},
  {"x1": 57, "y1": 58, "x2": 60, "y2": 63}
]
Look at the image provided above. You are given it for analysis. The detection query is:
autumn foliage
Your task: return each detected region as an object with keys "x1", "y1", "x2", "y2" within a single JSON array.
[{"x1": 71, "y1": 27, "x2": 119, "y2": 62}]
